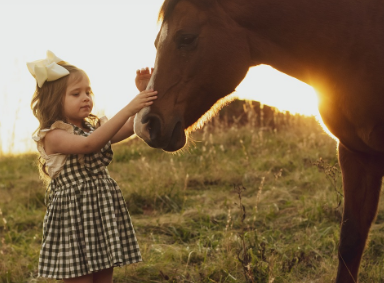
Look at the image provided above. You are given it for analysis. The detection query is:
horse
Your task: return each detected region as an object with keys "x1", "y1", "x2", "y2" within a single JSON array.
[{"x1": 133, "y1": 0, "x2": 384, "y2": 282}]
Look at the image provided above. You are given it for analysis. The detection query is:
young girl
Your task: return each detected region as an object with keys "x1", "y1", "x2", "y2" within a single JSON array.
[{"x1": 28, "y1": 51, "x2": 157, "y2": 283}]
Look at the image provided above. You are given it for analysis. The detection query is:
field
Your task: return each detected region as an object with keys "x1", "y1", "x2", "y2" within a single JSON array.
[{"x1": 1, "y1": 106, "x2": 384, "y2": 283}]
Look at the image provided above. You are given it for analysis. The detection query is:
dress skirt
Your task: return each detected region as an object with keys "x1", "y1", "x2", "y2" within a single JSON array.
[{"x1": 38, "y1": 177, "x2": 142, "y2": 279}]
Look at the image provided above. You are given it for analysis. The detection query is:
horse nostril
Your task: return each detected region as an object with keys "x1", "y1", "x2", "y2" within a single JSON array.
[{"x1": 146, "y1": 115, "x2": 162, "y2": 141}]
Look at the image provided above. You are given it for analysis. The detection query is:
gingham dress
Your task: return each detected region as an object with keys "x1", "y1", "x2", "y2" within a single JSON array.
[{"x1": 37, "y1": 122, "x2": 142, "y2": 279}]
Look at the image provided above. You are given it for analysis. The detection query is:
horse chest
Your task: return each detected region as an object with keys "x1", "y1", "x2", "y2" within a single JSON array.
[{"x1": 318, "y1": 93, "x2": 384, "y2": 154}]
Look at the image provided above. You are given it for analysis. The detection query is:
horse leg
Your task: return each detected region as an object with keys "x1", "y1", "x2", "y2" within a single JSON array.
[{"x1": 336, "y1": 144, "x2": 382, "y2": 283}]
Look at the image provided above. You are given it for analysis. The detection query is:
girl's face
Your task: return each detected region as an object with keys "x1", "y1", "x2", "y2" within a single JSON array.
[{"x1": 63, "y1": 73, "x2": 93, "y2": 128}]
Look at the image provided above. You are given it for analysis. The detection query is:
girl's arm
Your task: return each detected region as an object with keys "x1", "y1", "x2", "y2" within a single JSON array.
[
  {"x1": 110, "y1": 116, "x2": 135, "y2": 144},
  {"x1": 44, "y1": 90, "x2": 157, "y2": 155}
]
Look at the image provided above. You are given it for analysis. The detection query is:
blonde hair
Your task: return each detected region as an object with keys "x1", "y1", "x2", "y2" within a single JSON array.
[{"x1": 31, "y1": 63, "x2": 99, "y2": 179}]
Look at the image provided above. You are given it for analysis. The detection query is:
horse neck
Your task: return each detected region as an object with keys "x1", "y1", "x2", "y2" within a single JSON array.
[{"x1": 220, "y1": 0, "x2": 382, "y2": 87}]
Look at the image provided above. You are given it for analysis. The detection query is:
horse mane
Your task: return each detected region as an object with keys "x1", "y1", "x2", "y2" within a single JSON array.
[{"x1": 158, "y1": 0, "x2": 215, "y2": 23}]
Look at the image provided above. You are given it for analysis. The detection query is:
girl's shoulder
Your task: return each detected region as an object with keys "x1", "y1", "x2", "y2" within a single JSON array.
[
  {"x1": 33, "y1": 121, "x2": 74, "y2": 142},
  {"x1": 32, "y1": 121, "x2": 74, "y2": 179}
]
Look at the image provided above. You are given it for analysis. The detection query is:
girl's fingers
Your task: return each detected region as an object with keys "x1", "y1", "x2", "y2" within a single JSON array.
[
  {"x1": 136, "y1": 90, "x2": 157, "y2": 101},
  {"x1": 142, "y1": 96, "x2": 157, "y2": 103},
  {"x1": 138, "y1": 67, "x2": 150, "y2": 75},
  {"x1": 136, "y1": 67, "x2": 153, "y2": 75},
  {"x1": 144, "y1": 90, "x2": 157, "y2": 96}
]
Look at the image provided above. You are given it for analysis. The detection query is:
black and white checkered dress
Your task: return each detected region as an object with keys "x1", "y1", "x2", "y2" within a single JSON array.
[{"x1": 38, "y1": 122, "x2": 142, "y2": 279}]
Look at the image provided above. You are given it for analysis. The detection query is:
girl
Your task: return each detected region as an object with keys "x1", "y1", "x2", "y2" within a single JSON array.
[{"x1": 28, "y1": 51, "x2": 157, "y2": 283}]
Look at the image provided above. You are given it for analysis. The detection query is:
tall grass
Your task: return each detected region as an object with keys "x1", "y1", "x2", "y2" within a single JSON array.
[
  {"x1": 0, "y1": 121, "x2": 3, "y2": 157},
  {"x1": 1, "y1": 111, "x2": 384, "y2": 282}
]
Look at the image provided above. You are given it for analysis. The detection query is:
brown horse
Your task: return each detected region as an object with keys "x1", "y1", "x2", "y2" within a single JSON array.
[{"x1": 133, "y1": 0, "x2": 384, "y2": 282}]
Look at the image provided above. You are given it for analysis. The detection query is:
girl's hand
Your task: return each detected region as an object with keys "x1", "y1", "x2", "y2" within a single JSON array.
[
  {"x1": 135, "y1": 67, "x2": 154, "y2": 91},
  {"x1": 128, "y1": 89, "x2": 157, "y2": 114}
]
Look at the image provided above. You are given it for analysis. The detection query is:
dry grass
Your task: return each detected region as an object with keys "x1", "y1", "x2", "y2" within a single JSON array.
[{"x1": 1, "y1": 111, "x2": 384, "y2": 283}]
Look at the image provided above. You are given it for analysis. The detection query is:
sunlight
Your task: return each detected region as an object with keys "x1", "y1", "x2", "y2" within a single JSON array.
[
  {"x1": 235, "y1": 65, "x2": 319, "y2": 116},
  {"x1": 0, "y1": 1, "x2": 322, "y2": 155}
]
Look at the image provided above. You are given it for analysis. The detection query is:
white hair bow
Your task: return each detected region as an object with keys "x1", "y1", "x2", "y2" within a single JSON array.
[{"x1": 27, "y1": 50, "x2": 70, "y2": 88}]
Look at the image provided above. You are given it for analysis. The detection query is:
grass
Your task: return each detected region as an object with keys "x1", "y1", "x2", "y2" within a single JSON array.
[{"x1": 1, "y1": 111, "x2": 384, "y2": 283}]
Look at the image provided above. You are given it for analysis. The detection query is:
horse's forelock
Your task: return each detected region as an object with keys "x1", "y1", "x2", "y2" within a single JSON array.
[
  {"x1": 158, "y1": 0, "x2": 215, "y2": 24},
  {"x1": 158, "y1": 0, "x2": 178, "y2": 23}
]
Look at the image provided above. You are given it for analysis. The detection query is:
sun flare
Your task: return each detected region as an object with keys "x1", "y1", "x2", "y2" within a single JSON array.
[{"x1": 235, "y1": 65, "x2": 319, "y2": 117}]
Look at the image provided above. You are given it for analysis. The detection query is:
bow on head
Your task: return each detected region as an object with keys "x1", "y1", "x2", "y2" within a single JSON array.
[{"x1": 27, "y1": 50, "x2": 70, "y2": 88}]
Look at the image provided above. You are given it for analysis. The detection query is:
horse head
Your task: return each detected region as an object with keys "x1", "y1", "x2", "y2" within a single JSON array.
[{"x1": 134, "y1": 0, "x2": 251, "y2": 151}]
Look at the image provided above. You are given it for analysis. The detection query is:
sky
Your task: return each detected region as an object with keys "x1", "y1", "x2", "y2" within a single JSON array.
[{"x1": 0, "y1": 0, "x2": 319, "y2": 154}]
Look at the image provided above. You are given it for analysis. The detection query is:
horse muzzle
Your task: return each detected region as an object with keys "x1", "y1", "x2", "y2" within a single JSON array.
[{"x1": 134, "y1": 107, "x2": 186, "y2": 152}]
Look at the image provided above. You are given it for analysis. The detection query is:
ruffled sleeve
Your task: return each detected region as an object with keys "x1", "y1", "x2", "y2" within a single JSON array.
[{"x1": 32, "y1": 121, "x2": 74, "y2": 179}]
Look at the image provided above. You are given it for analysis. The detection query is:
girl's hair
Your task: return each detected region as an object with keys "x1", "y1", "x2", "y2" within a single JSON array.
[{"x1": 31, "y1": 63, "x2": 99, "y2": 180}]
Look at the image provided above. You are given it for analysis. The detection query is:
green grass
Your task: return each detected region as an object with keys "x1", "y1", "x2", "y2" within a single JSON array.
[{"x1": 1, "y1": 114, "x2": 384, "y2": 283}]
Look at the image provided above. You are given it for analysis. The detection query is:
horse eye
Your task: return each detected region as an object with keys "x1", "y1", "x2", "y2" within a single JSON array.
[{"x1": 179, "y1": 34, "x2": 197, "y2": 48}]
